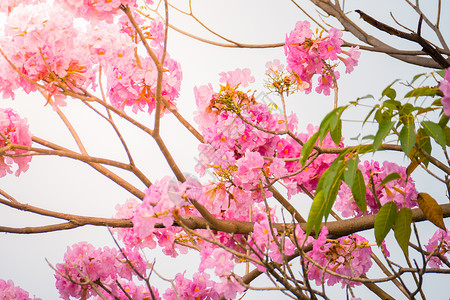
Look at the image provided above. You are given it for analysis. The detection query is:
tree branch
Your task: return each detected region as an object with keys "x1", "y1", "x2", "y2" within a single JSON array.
[{"x1": 355, "y1": 10, "x2": 450, "y2": 68}]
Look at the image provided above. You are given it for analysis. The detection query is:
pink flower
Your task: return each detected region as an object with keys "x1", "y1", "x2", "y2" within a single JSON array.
[
  {"x1": 424, "y1": 229, "x2": 449, "y2": 268},
  {"x1": 233, "y1": 149, "x2": 265, "y2": 189},
  {"x1": 335, "y1": 160, "x2": 418, "y2": 217},
  {"x1": 320, "y1": 28, "x2": 343, "y2": 60},
  {"x1": 251, "y1": 218, "x2": 275, "y2": 251},
  {"x1": 55, "y1": 242, "x2": 151, "y2": 300},
  {"x1": 219, "y1": 68, "x2": 255, "y2": 87},
  {"x1": 215, "y1": 276, "x2": 245, "y2": 299},
  {"x1": 163, "y1": 272, "x2": 219, "y2": 300},
  {"x1": 308, "y1": 228, "x2": 373, "y2": 288},
  {"x1": 341, "y1": 46, "x2": 361, "y2": 73},
  {"x1": 265, "y1": 59, "x2": 285, "y2": 76},
  {"x1": 0, "y1": 279, "x2": 41, "y2": 300},
  {"x1": 0, "y1": 3, "x2": 96, "y2": 104},
  {"x1": 55, "y1": 0, "x2": 142, "y2": 22},
  {"x1": 315, "y1": 71, "x2": 339, "y2": 96},
  {"x1": 284, "y1": 21, "x2": 359, "y2": 95},
  {"x1": 270, "y1": 157, "x2": 288, "y2": 178},
  {"x1": 92, "y1": 281, "x2": 160, "y2": 300},
  {"x1": 0, "y1": 108, "x2": 32, "y2": 177},
  {"x1": 134, "y1": 177, "x2": 191, "y2": 239},
  {"x1": 200, "y1": 248, "x2": 234, "y2": 276},
  {"x1": 440, "y1": 68, "x2": 450, "y2": 116},
  {"x1": 0, "y1": 0, "x2": 43, "y2": 14}
]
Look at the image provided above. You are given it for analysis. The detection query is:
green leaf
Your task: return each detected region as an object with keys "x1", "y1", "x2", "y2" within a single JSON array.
[
  {"x1": 399, "y1": 123, "x2": 416, "y2": 155},
  {"x1": 382, "y1": 87, "x2": 397, "y2": 100},
  {"x1": 380, "y1": 172, "x2": 401, "y2": 186},
  {"x1": 329, "y1": 106, "x2": 346, "y2": 130},
  {"x1": 323, "y1": 174, "x2": 344, "y2": 221},
  {"x1": 438, "y1": 115, "x2": 449, "y2": 127},
  {"x1": 416, "y1": 107, "x2": 434, "y2": 115},
  {"x1": 416, "y1": 128, "x2": 431, "y2": 166},
  {"x1": 373, "y1": 120, "x2": 395, "y2": 151},
  {"x1": 411, "y1": 73, "x2": 426, "y2": 84},
  {"x1": 383, "y1": 99, "x2": 401, "y2": 110},
  {"x1": 354, "y1": 144, "x2": 375, "y2": 155},
  {"x1": 306, "y1": 190, "x2": 326, "y2": 237},
  {"x1": 319, "y1": 106, "x2": 346, "y2": 142},
  {"x1": 362, "y1": 134, "x2": 375, "y2": 140},
  {"x1": 299, "y1": 132, "x2": 319, "y2": 166},
  {"x1": 344, "y1": 155, "x2": 359, "y2": 189},
  {"x1": 374, "y1": 202, "x2": 398, "y2": 245},
  {"x1": 330, "y1": 119, "x2": 342, "y2": 146},
  {"x1": 394, "y1": 208, "x2": 412, "y2": 257},
  {"x1": 321, "y1": 157, "x2": 346, "y2": 221},
  {"x1": 363, "y1": 105, "x2": 379, "y2": 126},
  {"x1": 400, "y1": 103, "x2": 414, "y2": 116},
  {"x1": 421, "y1": 121, "x2": 447, "y2": 148},
  {"x1": 436, "y1": 70, "x2": 446, "y2": 78},
  {"x1": 356, "y1": 94, "x2": 375, "y2": 101},
  {"x1": 381, "y1": 79, "x2": 400, "y2": 100},
  {"x1": 444, "y1": 126, "x2": 450, "y2": 146},
  {"x1": 431, "y1": 98, "x2": 443, "y2": 107},
  {"x1": 404, "y1": 86, "x2": 440, "y2": 98},
  {"x1": 351, "y1": 169, "x2": 367, "y2": 213}
]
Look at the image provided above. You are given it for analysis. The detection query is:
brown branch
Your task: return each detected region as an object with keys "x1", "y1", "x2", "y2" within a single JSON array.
[
  {"x1": 2, "y1": 196, "x2": 449, "y2": 237},
  {"x1": 355, "y1": 10, "x2": 450, "y2": 68},
  {"x1": 269, "y1": 186, "x2": 306, "y2": 223},
  {"x1": 32, "y1": 136, "x2": 146, "y2": 200},
  {"x1": 149, "y1": 15, "x2": 284, "y2": 48},
  {"x1": 309, "y1": 0, "x2": 445, "y2": 68},
  {"x1": 404, "y1": 0, "x2": 449, "y2": 50}
]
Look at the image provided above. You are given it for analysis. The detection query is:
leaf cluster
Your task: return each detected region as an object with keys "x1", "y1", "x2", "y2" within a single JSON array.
[{"x1": 304, "y1": 72, "x2": 448, "y2": 257}]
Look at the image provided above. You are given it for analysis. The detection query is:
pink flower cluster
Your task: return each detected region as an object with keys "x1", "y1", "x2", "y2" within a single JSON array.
[
  {"x1": 86, "y1": 17, "x2": 182, "y2": 115},
  {"x1": 0, "y1": 0, "x2": 43, "y2": 13},
  {"x1": 162, "y1": 271, "x2": 245, "y2": 300},
  {"x1": 335, "y1": 160, "x2": 418, "y2": 217},
  {"x1": 285, "y1": 21, "x2": 360, "y2": 95},
  {"x1": 219, "y1": 68, "x2": 255, "y2": 88},
  {"x1": 265, "y1": 59, "x2": 302, "y2": 94},
  {"x1": 113, "y1": 177, "x2": 205, "y2": 257},
  {"x1": 55, "y1": 242, "x2": 153, "y2": 300},
  {"x1": 193, "y1": 69, "x2": 343, "y2": 216},
  {"x1": 307, "y1": 227, "x2": 373, "y2": 288},
  {"x1": 277, "y1": 124, "x2": 343, "y2": 196},
  {"x1": 163, "y1": 272, "x2": 218, "y2": 300},
  {"x1": 0, "y1": 279, "x2": 41, "y2": 300},
  {"x1": 0, "y1": 2, "x2": 181, "y2": 116},
  {"x1": 0, "y1": 108, "x2": 32, "y2": 177},
  {"x1": 0, "y1": 3, "x2": 96, "y2": 106},
  {"x1": 55, "y1": 0, "x2": 154, "y2": 23},
  {"x1": 424, "y1": 229, "x2": 449, "y2": 268},
  {"x1": 440, "y1": 68, "x2": 450, "y2": 116},
  {"x1": 93, "y1": 281, "x2": 160, "y2": 300}
]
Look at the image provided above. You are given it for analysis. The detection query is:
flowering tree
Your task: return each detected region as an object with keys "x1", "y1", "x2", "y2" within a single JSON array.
[{"x1": 0, "y1": 0, "x2": 449, "y2": 299}]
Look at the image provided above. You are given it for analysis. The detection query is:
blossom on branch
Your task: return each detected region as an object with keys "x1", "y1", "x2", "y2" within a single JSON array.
[
  {"x1": 55, "y1": 242, "x2": 150, "y2": 300},
  {"x1": 335, "y1": 160, "x2": 418, "y2": 217},
  {"x1": 284, "y1": 21, "x2": 360, "y2": 95},
  {"x1": 0, "y1": 279, "x2": 41, "y2": 300},
  {"x1": 0, "y1": 108, "x2": 32, "y2": 177},
  {"x1": 424, "y1": 229, "x2": 449, "y2": 268},
  {"x1": 307, "y1": 227, "x2": 373, "y2": 288}
]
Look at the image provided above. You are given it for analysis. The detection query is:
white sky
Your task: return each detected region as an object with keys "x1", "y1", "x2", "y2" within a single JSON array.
[{"x1": 0, "y1": 0, "x2": 449, "y2": 299}]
